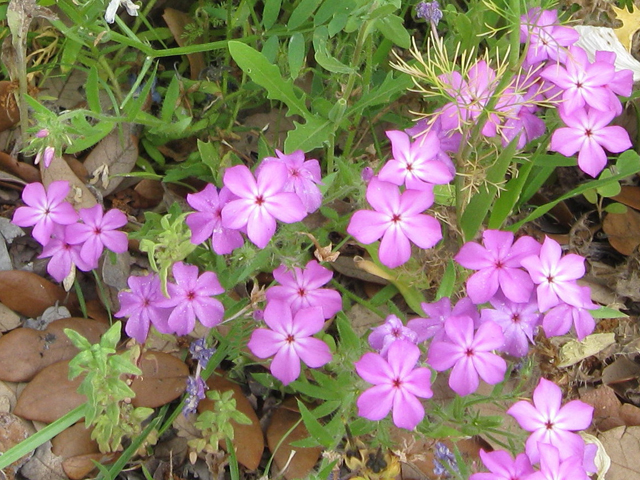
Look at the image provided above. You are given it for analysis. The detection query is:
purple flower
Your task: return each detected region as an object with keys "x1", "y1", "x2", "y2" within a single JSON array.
[
  {"x1": 527, "y1": 444, "x2": 589, "y2": 480},
  {"x1": 520, "y1": 8, "x2": 579, "y2": 65},
  {"x1": 407, "y1": 296, "x2": 479, "y2": 343},
  {"x1": 189, "y1": 338, "x2": 216, "y2": 369},
  {"x1": 115, "y1": 273, "x2": 173, "y2": 343},
  {"x1": 66, "y1": 204, "x2": 128, "y2": 267},
  {"x1": 469, "y1": 449, "x2": 534, "y2": 480},
  {"x1": 39, "y1": 224, "x2": 94, "y2": 282},
  {"x1": 183, "y1": 375, "x2": 207, "y2": 416},
  {"x1": 433, "y1": 442, "x2": 459, "y2": 477},
  {"x1": 347, "y1": 177, "x2": 442, "y2": 268},
  {"x1": 368, "y1": 314, "x2": 418, "y2": 357},
  {"x1": 520, "y1": 237, "x2": 589, "y2": 312},
  {"x1": 540, "y1": 46, "x2": 616, "y2": 115},
  {"x1": 221, "y1": 163, "x2": 307, "y2": 248},
  {"x1": 507, "y1": 377, "x2": 594, "y2": 464},
  {"x1": 454, "y1": 230, "x2": 541, "y2": 304},
  {"x1": 247, "y1": 300, "x2": 331, "y2": 385},
  {"x1": 355, "y1": 340, "x2": 433, "y2": 430},
  {"x1": 186, "y1": 184, "x2": 244, "y2": 254},
  {"x1": 550, "y1": 105, "x2": 632, "y2": 178},
  {"x1": 159, "y1": 262, "x2": 225, "y2": 336},
  {"x1": 259, "y1": 150, "x2": 323, "y2": 213},
  {"x1": 416, "y1": 1, "x2": 442, "y2": 25},
  {"x1": 542, "y1": 286, "x2": 596, "y2": 340},
  {"x1": 378, "y1": 130, "x2": 454, "y2": 190},
  {"x1": 266, "y1": 260, "x2": 342, "y2": 319},
  {"x1": 12, "y1": 181, "x2": 78, "y2": 246},
  {"x1": 428, "y1": 315, "x2": 507, "y2": 396},
  {"x1": 480, "y1": 293, "x2": 541, "y2": 357}
]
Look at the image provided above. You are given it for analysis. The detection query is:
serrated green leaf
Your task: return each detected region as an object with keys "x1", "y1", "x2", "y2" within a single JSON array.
[
  {"x1": 285, "y1": 116, "x2": 333, "y2": 152},
  {"x1": 228, "y1": 41, "x2": 309, "y2": 118}
]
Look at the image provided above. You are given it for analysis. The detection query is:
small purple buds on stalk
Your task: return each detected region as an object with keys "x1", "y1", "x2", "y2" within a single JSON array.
[{"x1": 416, "y1": 1, "x2": 443, "y2": 26}]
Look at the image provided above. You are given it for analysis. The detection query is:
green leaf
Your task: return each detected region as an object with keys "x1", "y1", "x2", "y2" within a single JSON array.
[
  {"x1": 228, "y1": 41, "x2": 309, "y2": 118},
  {"x1": 296, "y1": 400, "x2": 334, "y2": 448},
  {"x1": 61, "y1": 38, "x2": 83, "y2": 73},
  {"x1": 374, "y1": 15, "x2": 410, "y2": 48},
  {"x1": 288, "y1": 32, "x2": 306, "y2": 79},
  {"x1": 315, "y1": 0, "x2": 350, "y2": 26},
  {"x1": 161, "y1": 75, "x2": 181, "y2": 122},
  {"x1": 262, "y1": 0, "x2": 282, "y2": 29},
  {"x1": 65, "y1": 120, "x2": 115, "y2": 154},
  {"x1": 596, "y1": 169, "x2": 621, "y2": 197},
  {"x1": 582, "y1": 188, "x2": 597, "y2": 204},
  {"x1": 336, "y1": 311, "x2": 359, "y2": 351},
  {"x1": 436, "y1": 260, "x2": 456, "y2": 300},
  {"x1": 64, "y1": 328, "x2": 92, "y2": 351},
  {"x1": 285, "y1": 116, "x2": 333, "y2": 152},
  {"x1": 313, "y1": 26, "x2": 354, "y2": 74},
  {"x1": 350, "y1": 71, "x2": 412, "y2": 116},
  {"x1": 101, "y1": 321, "x2": 122, "y2": 350},
  {"x1": 604, "y1": 202, "x2": 627, "y2": 214},
  {"x1": 591, "y1": 306, "x2": 628, "y2": 318},
  {"x1": 288, "y1": 0, "x2": 323, "y2": 30},
  {"x1": 86, "y1": 66, "x2": 100, "y2": 114}
]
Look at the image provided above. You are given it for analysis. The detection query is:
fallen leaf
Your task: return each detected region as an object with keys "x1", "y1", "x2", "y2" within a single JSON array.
[
  {"x1": 612, "y1": 186, "x2": 640, "y2": 211},
  {"x1": 0, "y1": 317, "x2": 108, "y2": 382},
  {"x1": 0, "y1": 380, "x2": 18, "y2": 412},
  {"x1": 266, "y1": 397, "x2": 322, "y2": 480},
  {"x1": 20, "y1": 441, "x2": 66, "y2": 480},
  {"x1": 163, "y1": 8, "x2": 205, "y2": 80},
  {"x1": 0, "y1": 151, "x2": 39, "y2": 183},
  {"x1": 0, "y1": 81, "x2": 20, "y2": 132},
  {"x1": 62, "y1": 453, "x2": 115, "y2": 480},
  {"x1": 598, "y1": 426, "x2": 640, "y2": 479},
  {"x1": 83, "y1": 124, "x2": 139, "y2": 196},
  {"x1": 0, "y1": 302, "x2": 20, "y2": 332},
  {"x1": 602, "y1": 356, "x2": 640, "y2": 403},
  {"x1": 603, "y1": 209, "x2": 640, "y2": 255},
  {"x1": 41, "y1": 155, "x2": 96, "y2": 210},
  {"x1": 130, "y1": 351, "x2": 189, "y2": 408},
  {"x1": 0, "y1": 270, "x2": 70, "y2": 318},
  {"x1": 0, "y1": 412, "x2": 35, "y2": 480},
  {"x1": 51, "y1": 423, "x2": 98, "y2": 459},
  {"x1": 13, "y1": 360, "x2": 85, "y2": 423},
  {"x1": 557, "y1": 333, "x2": 616, "y2": 368},
  {"x1": 612, "y1": 5, "x2": 640, "y2": 52},
  {"x1": 198, "y1": 373, "x2": 264, "y2": 470}
]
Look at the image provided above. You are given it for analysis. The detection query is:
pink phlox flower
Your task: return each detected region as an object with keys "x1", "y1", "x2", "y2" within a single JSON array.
[
  {"x1": 427, "y1": 315, "x2": 507, "y2": 396},
  {"x1": 527, "y1": 443, "x2": 589, "y2": 480},
  {"x1": 221, "y1": 163, "x2": 307, "y2": 248},
  {"x1": 259, "y1": 150, "x2": 323, "y2": 213},
  {"x1": 407, "y1": 296, "x2": 479, "y2": 343},
  {"x1": 158, "y1": 262, "x2": 225, "y2": 336},
  {"x1": 594, "y1": 50, "x2": 633, "y2": 100},
  {"x1": 501, "y1": 108, "x2": 546, "y2": 149},
  {"x1": 550, "y1": 105, "x2": 632, "y2": 178},
  {"x1": 115, "y1": 273, "x2": 173, "y2": 343},
  {"x1": 540, "y1": 46, "x2": 617, "y2": 115},
  {"x1": 34, "y1": 146, "x2": 55, "y2": 168},
  {"x1": 186, "y1": 184, "x2": 244, "y2": 254},
  {"x1": 355, "y1": 340, "x2": 433, "y2": 430},
  {"x1": 520, "y1": 8, "x2": 579, "y2": 65},
  {"x1": 454, "y1": 230, "x2": 541, "y2": 304},
  {"x1": 347, "y1": 177, "x2": 442, "y2": 268},
  {"x1": 521, "y1": 237, "x2": 590, "y2": 312},
  {"x1": 247, "y1": 300, "x2": 331, "y2": 385},
  {"x1": 438, "y1": 61, "x2": 501, "y2": 137},
  {"x1": 12, "y1": 181, "x2": 78, "y2": 246},
  {"x1": 265, "y1": 259, "x2": 342, "y2": 319},
  {"x1": 542, "y1": 286, "x2": 596, "y2": 340},
  {"x1": 39, "y1": 224, "x2": 94, "y2": 282},
  {"x1": 406, "y1": 117, "x2": 462, "y2": 158},
  {"x1": 66, "y1": 204, "x2": 128, "y2": 267},
  {"x1": 507, "y1": 377, "x2": 594, "y2": 464},
  {"x1": 480, "y1": 292, "x2": 541, "y2": 357},
  {"x1": 469, "y1": 449, "x2": 534, "y2": 480},
  {"x1": 368, "y1": 314, "x2": 418, "y2": 357},
  {"x1": 378, "y1": 130, "x2": 454, "y2": 190}
]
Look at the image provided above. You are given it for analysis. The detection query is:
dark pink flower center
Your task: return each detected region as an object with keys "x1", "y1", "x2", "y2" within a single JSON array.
[
  {"x1": 286, "y1": 334, "x2": 295, "y2": 344},
  {"x1": 512, "y1": 313, "x2": 521, "y2": 323},
  {"x1": 545, "y1": 421, "x2": 554, "y2": 430},
  {"x1": 187, "y1": 290, "x2": 196, "y2": 301},
  {"x1": 391, "y1": 328, "x2": 402, "y2": 338},
  {"x1": 297, "y1": 288, "x2": 307, "y2": 297},
  {"x1": 392, "y1": 377, "x2": 403, "y2": 388},
  {"x1": 391, "y1": 214, "x2": 402, "y2": 223},
  {"x1": 255, "y1": 195, "x2": 265, "y2": 206},
  {"x1": 465, "y1": 348, "x2": 474, "y2": 357}
]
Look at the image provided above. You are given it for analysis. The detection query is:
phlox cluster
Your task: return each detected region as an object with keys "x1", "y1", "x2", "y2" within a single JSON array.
[
  {"x1": 11, "y1": 181, "x2": 128, "y2": 283},
  {"x1": 471, "y1": 378, "x2": 596, "y2": 480},
  {"x1": 347, "y1": 129, "x2": 453, "y2": 269},
  {"x1": 186, "y1": 149, "x2": 320, "y2": 252},
  {"x1": 354, "y1": 230, "x2": 597, "y2": 428},
  {"x1": 247, "y1": 259, "x2": 340, "y2": 385}
]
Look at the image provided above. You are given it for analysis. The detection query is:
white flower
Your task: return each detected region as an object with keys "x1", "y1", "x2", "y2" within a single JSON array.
[{"x1": 105, "y1": 0, "x2": 140, "y2": 24}]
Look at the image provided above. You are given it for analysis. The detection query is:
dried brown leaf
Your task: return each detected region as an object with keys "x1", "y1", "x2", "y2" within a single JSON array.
[
  {"x1": 130, "y1": 351, "x2": 189, "y2": 408},
  {"x1": 162, "y1": 8, "x2": 205, "y2": 80},
  {"x1": 41, "y1": 155, "x2": 96, "y2": 210},
  {"x1": 51, "y1": 423, "x2": 98, "y2": 459},
  {"x1": 266, "y1": 397, "x2": 322, "y2": 480},
  {"x1": 83, "y1": 125, "x2": 139, "y2": 196},
  {"x1": 603, "y1": 209, "x2": 640, "y2": 255},
  {"x1": 598, "y1": 426, "x2": 640, "y2": 479},
  {"x1": 13, "y1": 360, "x2": 85, "y2": 423},
  {"x1": 0, "y1": 412, "x2": 35, "y2": 479},
  {"x1": 612, "y1": 186, "x2": 640, "y2": 211},
  {"x1": 20, "y1": 441, "x2": 66, "y2": 480},
  {"x1": 0, "y1": 151, "x2": 39, "y2": 183},
  {"x1": 0, "y1": 270, "x2": 70, "y2": 318}
]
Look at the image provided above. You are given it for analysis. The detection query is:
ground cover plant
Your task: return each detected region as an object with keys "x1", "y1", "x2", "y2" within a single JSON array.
[{"x1": 2, "y1": 0, "x2": 640, "y2": 479}]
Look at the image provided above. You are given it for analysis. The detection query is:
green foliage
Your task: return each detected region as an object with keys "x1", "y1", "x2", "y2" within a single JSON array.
[{"x1": 65, "y1": 322, "x2": 154, "y2": 453}]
